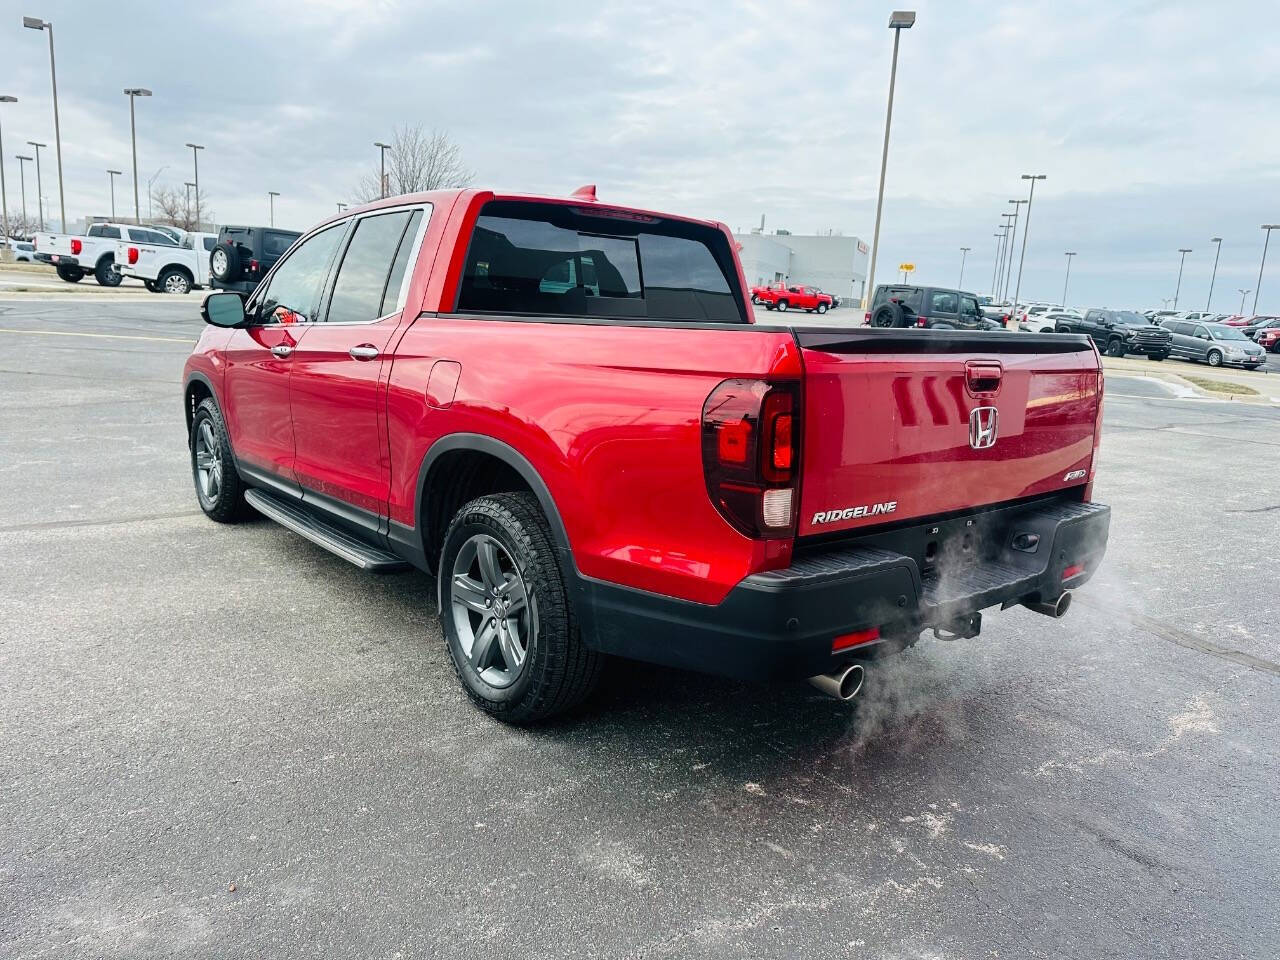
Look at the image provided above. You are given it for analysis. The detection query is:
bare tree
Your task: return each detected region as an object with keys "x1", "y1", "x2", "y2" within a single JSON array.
[
  {"x1": 5, "y1": 209, "x2": 39, "y2": 240},
  {"x1": 353, "y1": 125, "x2": 474, "y2": 202},
  {"x1": 149, "y1": 185, "x2": 214, "y2": 232}
]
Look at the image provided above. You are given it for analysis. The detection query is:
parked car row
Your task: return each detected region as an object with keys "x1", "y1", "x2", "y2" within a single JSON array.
[{"x1": 750, "y1": 282, "x2": 835, "y2": 313}]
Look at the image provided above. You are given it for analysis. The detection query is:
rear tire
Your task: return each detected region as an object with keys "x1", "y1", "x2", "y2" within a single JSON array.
[
  {"x1": 95, "y1": 257, "x2": 122, "y2": 287},
  {"x1": 190, "y1": 398, "x2": 249, "y2": 523},
  {"x1": 56, "y1": 264, "x2": 84, "y2": 283},
  {"x1": 158, "y1": 267, "x2": 193, "y2": 295},
  {"x1": 1207, "y1": 349, "x2": 1222, "y2": 367},
  {"x1": 440, "y1": 492, "x2": 602, "y2": 724},
  {"x1": 1149, "y1": 352, "x2": 1167, "y2": 361}
]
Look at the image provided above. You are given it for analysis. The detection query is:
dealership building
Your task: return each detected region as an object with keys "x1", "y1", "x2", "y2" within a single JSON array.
[{"x1": 733, "y1": 230, "x2": 869, "y2": 304}]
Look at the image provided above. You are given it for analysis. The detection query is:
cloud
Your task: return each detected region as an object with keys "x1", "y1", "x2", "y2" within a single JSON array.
[{"x1": 1, "y1": 0, "x2": 1276, "y2": 310}]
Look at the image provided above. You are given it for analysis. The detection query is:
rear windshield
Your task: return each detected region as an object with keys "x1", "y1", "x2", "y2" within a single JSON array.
[
  {"x1": 1114, "y1": 311, "x2": 1148, "y2": 325},
  {"x1": 457, "y1": 201, "x2": 744, "y2": 322},
  {"x1": 262, "y1": 232, "x2": 299, "y2": 257}
]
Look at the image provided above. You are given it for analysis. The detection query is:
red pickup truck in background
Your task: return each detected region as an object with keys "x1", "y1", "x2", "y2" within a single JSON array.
[
  {"x1": 752, "y1": 282, "x2": 834, "y2": 313},
  {"x1": 185, "y1": 187, "x2": 1110, "y2": 723}
]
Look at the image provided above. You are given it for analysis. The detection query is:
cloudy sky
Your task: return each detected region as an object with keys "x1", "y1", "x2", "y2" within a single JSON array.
[{"x1": 3, "y1": 0, "x2": 1278, "y2": 311}]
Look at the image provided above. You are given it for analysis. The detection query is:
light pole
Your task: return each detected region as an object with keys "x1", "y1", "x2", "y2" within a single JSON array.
[
  {"x1": 1062, "y1": 252, "x2": 1076, "y2": 308},
  {"x1": 268, "y1": 191, "x2": 280, "y2": 227},
  {"x1": 27, "y1": 142, "x2": 46, "y2": 230},
  {"x1": 337, "y1": 202, "x2": 347, "y2": 213},
  {"x1": 374, "y1": 141, "x2": 391, "y2": 199},
  {"x1": 0, "y1": 96, "x2": 14, "y2": 248},
  {"x1": 1009, "y1": 174, "x2": 1046, "y2": 319},
  {"x1": 123, "y1": 88, "x2": 152, "y2": 223},
  {"x1": 996, "y1": 216, "x2": 1014, "y2": 298},
  {"x1": 184, "y1": 181, "x2": 195, "y2": 228},
  {"x1": 22, "y1": 17, "x2": 66, "y2": 234},
  {"x1": 16, "y1": 155, "x2": 32, "y2": 232},
  {"x1": 185, "y1": 143, "x2": 204, "y2": 229},
  {"x1": 1173, "y1": 248, "x2": 1191, "y2": 309},
  {"x1": 864, "y1": 10, "x2": 917, "y2": 310},
  {"x1": 107, "y1": 169, "x2": 122, "y2": 220},
  {"x1": 1003, "y1": 203, "x2": 1025, "y2": 301},
  {"x1": 990, "y1": 231, "x2": 1005, "y2": 297},
  {"x1": 958, "y1": 246, "x2": 970, "y2": 288},
  {"x1": 1238, "y1": 289, "x2": 1251, "y2": 313},
  {"x1": 1206, "y1": 237, "x2": 1222, "y2": 312},
  {"x1": 1255, "y1": 225, "x2": 1278, "y2": 315}
]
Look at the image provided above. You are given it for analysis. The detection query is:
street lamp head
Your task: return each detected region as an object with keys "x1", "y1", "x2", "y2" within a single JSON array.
[
  {"x1": 1263, "y1": 224, "x2": 1280, "y2": 230},
  {"x1": 1020, "y1": 174, "x2": 1048, "y2": 181},
  {"x1": 123, "y1": 87, "x2": 152, "y2": 97},
  {"x1": 1178, "y1": 248, "x2": 1192, "y2": 254},
  {"x1": 374, "y1": 141, "x2": 391, "y2": 149},
  {"x1": 22, "y1": 16, "x2": 48, "y2": 29},
  {"x1": 1210, "y1": 237, "x2": 1222, "y2": 243},
  {"x1": 888, "y1": 10, "x2": 916, "y2": 28},
  {"x1": 26, "y1": 140, "x2": 46, "y2": 148},
  {"x1": 184, "y1": 181, "x2": 196, "y2": 188},
  {"x1": 16, "y1": 154, "x2": 32, "y2": 161},
  {"x1": 268, "y1": 191, "x2": 280, "y2": 197},
  {"x1": 185, "y1": 142, "x2": 204, "y2": 150},
  {"x1": 0, "y1": 95, "x2": 16, "y2": 104}
]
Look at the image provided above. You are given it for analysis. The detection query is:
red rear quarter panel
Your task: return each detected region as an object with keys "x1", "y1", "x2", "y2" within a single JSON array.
[{"x1": 386, "y1": 318, "x2": 799, "y2": 604}]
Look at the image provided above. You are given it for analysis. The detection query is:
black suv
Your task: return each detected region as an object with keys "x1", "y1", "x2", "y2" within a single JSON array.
[
  {"x1": 1058, "y1": 308, "x2": 1171, "y2": 359},
  {"x1": 868, "y1": 284, "x2": 1003, "y2": 330},
  {"x1": 210, "y1": 225, "x2": 302, "y2": 294}
]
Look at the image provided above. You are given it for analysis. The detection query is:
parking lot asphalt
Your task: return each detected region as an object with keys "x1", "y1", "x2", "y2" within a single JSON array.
[{"x1": 3, "y1": 298, "x2": 1278, "y2": 959}]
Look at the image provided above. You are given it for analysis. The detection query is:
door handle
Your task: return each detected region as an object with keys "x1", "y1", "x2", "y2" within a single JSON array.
[
  {"x1": 271, "y1": 344, "x2": 293, "y2": 358},
  {"x1": 349, "y1": 344, "x2": 379, "y2": 361}
]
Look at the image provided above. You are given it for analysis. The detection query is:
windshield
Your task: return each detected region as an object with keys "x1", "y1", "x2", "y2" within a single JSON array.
[
  {"x1": 1211, "y1": 326, "x2": 1248, "y2": 341},
  {"x1": 1114, "y1": 311, "x2": 1148, "y2": 325}
]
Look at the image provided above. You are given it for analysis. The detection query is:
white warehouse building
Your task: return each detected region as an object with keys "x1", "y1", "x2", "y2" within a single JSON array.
[{"x1": 734, "y1": 230, "x2": 869, "y2": 304}]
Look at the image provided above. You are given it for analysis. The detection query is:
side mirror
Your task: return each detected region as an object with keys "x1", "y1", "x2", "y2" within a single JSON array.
[{"x1": 202, "y1": 291, "x2": 247, "y2": 328}]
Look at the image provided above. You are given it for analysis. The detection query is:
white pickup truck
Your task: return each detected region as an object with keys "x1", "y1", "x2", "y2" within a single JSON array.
[
  {"x1": 116, "y1": 231, "x2": 218, "y2": 294},
  {"x1": 35, "y1": 222, "x2": 181, "y2": 286}
]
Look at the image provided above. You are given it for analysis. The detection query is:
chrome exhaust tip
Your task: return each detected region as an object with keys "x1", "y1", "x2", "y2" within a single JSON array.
[
  {"x1": 1022, "y1": 591, "x2": 1072, "y2": 618},
  {"x1": 808, "y1": 662, "x2": 866, "y2": 701}
]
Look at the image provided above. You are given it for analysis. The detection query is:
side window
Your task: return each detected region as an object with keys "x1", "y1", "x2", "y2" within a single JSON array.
[
  {"x1": 960, "y1": 296, "x2": 980, "y2": 317},
  {"x1": 1194, "y1": 325, "x2": 1210, "y2": 339},
  {"x1": 203, "y1": 236, "x2": 216, "y2": 252},
  {"x1": 87, "y1": 224, "x2": 104, "y2": 237},
  {"x1": 1084, "y1": 310, "x2": 1099, "y2": 323},
  {"x1": 325, "y1": 212, "x2": 413, "y2": 324},
  {"x1": 381, "y1": 210, "x2": 425, "y2": 315},
  {"x1": 930, "y1": 291, "x2": 959, "y2": 313},
  {"x1": 97, "y1": 225, "x2": 121, "y2": 240},
  {"x1": 180, "y1": 236, "x2": 194, "y2": 250},
  {"x1": 256, "y1": 224, "x2": 345, "y2": 325}
]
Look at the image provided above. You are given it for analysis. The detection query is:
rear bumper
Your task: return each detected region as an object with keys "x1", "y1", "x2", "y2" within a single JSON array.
[
  {"x1": 212, "y1": 278, "x2": 257, "y2": 294},
  {"x1": 579, "y1": 497, "x2": 1110, "y2": 681}
]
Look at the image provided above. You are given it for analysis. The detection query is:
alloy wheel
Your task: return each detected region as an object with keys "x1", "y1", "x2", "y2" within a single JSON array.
[
  {"x1": 450, "y1": 533, "x2": 536, "y2": 689},
  {"x1": 193, "y1": 420, "x2": 222, "y2": 503},
  {"x1": 165, "y1": 274, "x2": 190, "y2": 294}
]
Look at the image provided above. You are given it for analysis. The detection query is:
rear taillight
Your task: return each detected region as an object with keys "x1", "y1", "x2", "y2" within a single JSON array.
[
  {"x1": 249, "y1": 259, "x2": 260, "y2": 274},
  {"x1": 702, "y1": 379, "x2": 801, "y2": 538},
  {"x1": 915, "y1": 315, "x2": 928, "y2": 327},
  {"x1": 1084, "y1": 367, "x2": 1104, "y2": 500},
  {"x1": 127, "y1": 246, "x2": 139, "y2": 265},
  {"x1": 71, "y1": 238, "x2": 82, "y2": 255},
  {"x1": 864, "y1": 311, "x2": 871, "y2": 325}
]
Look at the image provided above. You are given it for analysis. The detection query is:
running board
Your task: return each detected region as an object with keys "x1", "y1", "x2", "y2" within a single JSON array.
[{"x1": 243, "y1": 488, "x2": 409, "y2": 573}]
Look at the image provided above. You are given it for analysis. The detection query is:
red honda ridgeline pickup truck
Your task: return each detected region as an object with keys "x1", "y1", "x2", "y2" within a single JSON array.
[{"x1": 185, "y1": 187, "x2": 1110, "y2": 723}]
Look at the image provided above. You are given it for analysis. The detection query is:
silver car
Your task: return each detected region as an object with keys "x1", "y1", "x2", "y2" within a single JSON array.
[{"x1": 1158, "y1": 319, "x2": 1266, "y2": 368}]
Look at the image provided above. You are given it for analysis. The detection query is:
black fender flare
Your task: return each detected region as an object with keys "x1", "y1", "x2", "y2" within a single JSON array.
[
  {"x1": 183, "y1": 371, "x2": 219, "y2": 432},
  {"x1": 405, "y1": 433, "x2": 574, "y2": 573}
]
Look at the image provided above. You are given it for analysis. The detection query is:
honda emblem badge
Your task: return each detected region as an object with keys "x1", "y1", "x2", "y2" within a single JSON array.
[{"x1": 969, "y1": 406, "x2": 999, "y2": 449}]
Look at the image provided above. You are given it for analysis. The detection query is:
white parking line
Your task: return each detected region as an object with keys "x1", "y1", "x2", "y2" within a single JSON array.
[{"x1": 0, "y1": 327, "x2": 194, "y2": 344}]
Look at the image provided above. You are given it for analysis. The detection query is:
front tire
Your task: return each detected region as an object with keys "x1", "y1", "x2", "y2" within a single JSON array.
[
  {"x1": 440, "y1": 493, "x2": 601, "y2": 724},
  {"x1": 1207, "y1": 349, "x2": 1223, "y2": 367},
  {"x1": 190, "y1": 398, "x2": 249, "y2": 523},
  {"x1": 776, "y1": 299, "x2": 789, "y2": 312},
  {"x1": 1149, "y1": 352, "x2": 1167, "y2": 361},
  {"x1": 816, "y1": 302, "x2": 828, "y2": 314},
  {"x1": 1106, "y1": 338, "x2": 1126, "y2": 357}
]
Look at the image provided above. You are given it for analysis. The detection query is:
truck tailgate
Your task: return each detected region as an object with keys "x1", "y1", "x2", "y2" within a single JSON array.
[{"x1": 794, "y1": 328, "x2": 1101, "y2": 538}]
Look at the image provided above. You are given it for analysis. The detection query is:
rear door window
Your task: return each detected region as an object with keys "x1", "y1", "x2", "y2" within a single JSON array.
[
  {"x1": 458, "y1": 201, "x2": 744, "y2": 322},
  {"x1": 929, "y1": 290, "x2": 959, "y2": 314},
  {"x1": 262, "y1": 231, "x2": 297, "y2": 258},
  {"x1": 324, "y1": 211, "x2": 413, "y2": 323},
  {"x1": 90, "y1": 225, "x2": 121, "y2": 240},
  {"x1": 202, "y1": 236, "x2": 216, "y2": 252}
]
